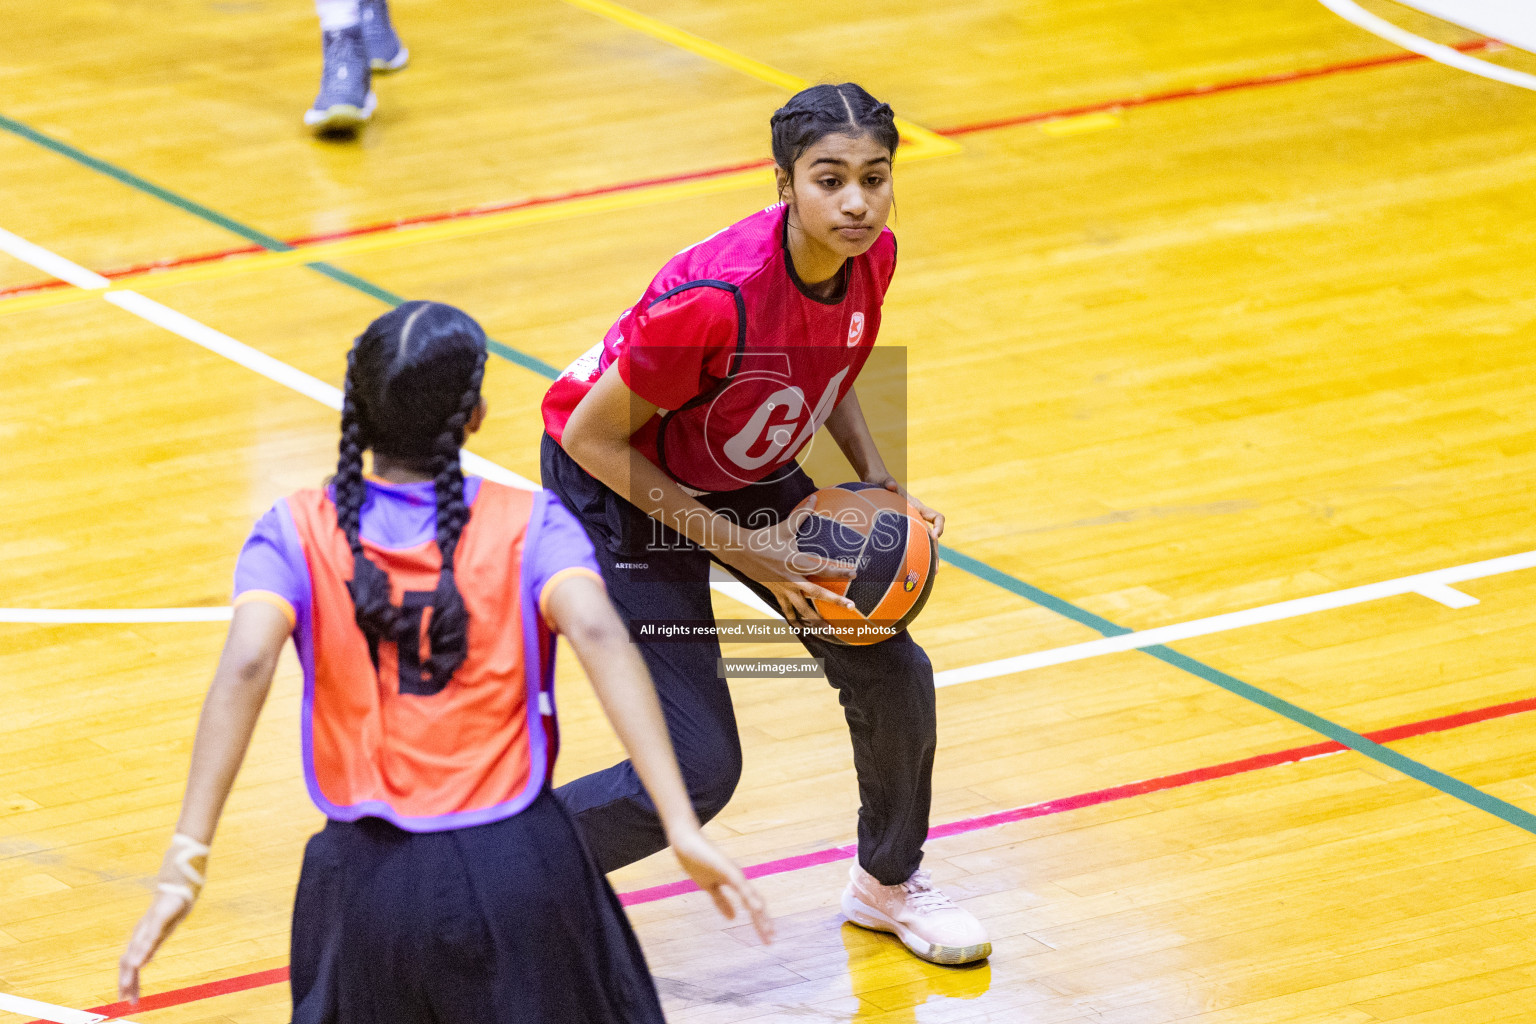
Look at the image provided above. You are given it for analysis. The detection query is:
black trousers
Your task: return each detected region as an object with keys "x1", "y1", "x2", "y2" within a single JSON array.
[{"x1": 542, "y1": 434, "x2": 935, "y2": 886}]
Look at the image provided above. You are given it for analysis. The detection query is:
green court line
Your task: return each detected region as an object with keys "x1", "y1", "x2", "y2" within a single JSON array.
[
  {"x1": 941, "y1": 540, "x2": 1536, "y2": 832},
  {"x1": 937, "y1": 545, "x2": 1134, "y2": 637},
  {"x1": 1147, "y1": 647, "x2": 1536, "y2": 831},
  {"x1": 0, "y1": 113, "x2": 288, "y2": 248},
  {"x1": 0, "y1": 112, "x2": 561, "y2": 379},
  {"x1": 6, "y1": 108, "x2": 1533, "y2": 836}
]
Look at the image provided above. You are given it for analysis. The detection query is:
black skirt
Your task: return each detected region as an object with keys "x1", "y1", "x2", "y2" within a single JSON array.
[{"x1": 289, "y1": 787, "x2": 666, "y2": 1024}]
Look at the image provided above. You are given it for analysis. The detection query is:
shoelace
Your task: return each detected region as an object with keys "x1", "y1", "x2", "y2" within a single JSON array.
[{"x1": 900, "y1": 870, "x2": 957, "y2": 913}]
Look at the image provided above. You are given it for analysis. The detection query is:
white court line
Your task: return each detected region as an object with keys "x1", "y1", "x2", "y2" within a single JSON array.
[
  {"x1": 707, "y1": 564, "x2": 774, "y2": 615},
  {"x1": 1415, "y1": 581, "x2": 1480, "y2": 609},
  {"x1": 3, "y1": 230, "x2": 1523, "y2": 663},
  {"x1": 934, "y1": 548, "x2": 1536, "y2": 688},
  {"x1": 0, "y1": 588, "x2": 776, "y2": 624},
  {"x1": 0, "y1": 989, "x2": 140, "y2": 1024},
  {"x1": 104, "y1": 290, "x2": 533, "y2": 490},
  {"x1": 1317, "y1": 0, "x2": 1536, "y2": 91},
  {"x1": 0, "y1": 225, "x2": 777, "y2": 618},
  {"x1": 0, "y1": 581, "x2": 767, "y2": 624},
  {"x1": 0, "y1": 228, "x2": 110, "y2": 289},
  {"x1": 10, "y1": 544, "x2": 1531, "y2": 694},
  {"x1": 1395, "y1": 0, "x2": 1536, "y2": 53},
  {"x1": 0, "y1": 607, "x2": 233, "y2": 624}
]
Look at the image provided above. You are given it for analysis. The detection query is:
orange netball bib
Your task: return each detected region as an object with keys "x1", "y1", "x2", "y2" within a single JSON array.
[{"x1": 286, "y1": 482, "x2": 555, "y2": 830}]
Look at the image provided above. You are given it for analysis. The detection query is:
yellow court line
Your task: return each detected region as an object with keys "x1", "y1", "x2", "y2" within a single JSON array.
[
  {"x1": 0, "y1": 285, "x2": 98, "y2": 315},
  {"x1": 1039, "y1": 111, "x2": 1123, "y2": 136},
  {"x1": 0, "y1": 168, "x2": 775, "y2": 316},
  {"x1": 561, "y1": 0, "x2": 804, "y2": 91},
  {"x1": 557, "y1": 0, "x2": 963, "y2": 161}
]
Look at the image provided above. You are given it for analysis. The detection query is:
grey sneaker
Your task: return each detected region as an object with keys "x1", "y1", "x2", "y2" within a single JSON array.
[
  {"x1": 305, "y1": 26, "x2": 376, "y2": 132},
  {"x1": 361, "y1": 0, "x2": 409, "y2": 72}
]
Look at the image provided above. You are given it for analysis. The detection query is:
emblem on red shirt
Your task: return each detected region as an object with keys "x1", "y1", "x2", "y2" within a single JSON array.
[
  {"x1": 716, "y1": 365, "x2": 851, "y2": 481},
  {"x1": 847, "y1": 311, "x2": 865, "y2": 347}
]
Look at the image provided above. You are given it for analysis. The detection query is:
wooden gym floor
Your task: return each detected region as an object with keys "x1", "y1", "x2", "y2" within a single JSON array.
[{"x1": 3, "y1": 0, "x2": 1536, "y2": 1021}]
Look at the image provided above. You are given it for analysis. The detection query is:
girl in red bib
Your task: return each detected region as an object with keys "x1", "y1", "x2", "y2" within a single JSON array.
[
  {"x1": 542, "y1": 84, "x2": 990, "y2": 966},
  {"x1": 118, "y1": 302, "x2": 770, "y2": 1023}
]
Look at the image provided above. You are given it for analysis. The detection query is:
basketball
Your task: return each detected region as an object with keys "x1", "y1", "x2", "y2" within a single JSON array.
[{"x1": 791, "y1": 483, "x2": 937, "y2": 645}]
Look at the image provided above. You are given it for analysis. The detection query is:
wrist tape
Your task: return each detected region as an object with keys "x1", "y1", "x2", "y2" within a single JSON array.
[{"x1": 156, "y1": 833, "x2": 210, "y2": 908}]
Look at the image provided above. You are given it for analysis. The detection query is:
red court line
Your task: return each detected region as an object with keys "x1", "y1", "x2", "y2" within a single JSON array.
[
  {"x1": 78, "y1": 967, "x2": 289, "y2": 1021},
  {"x1": 46, "y1": 694, "x2": 1536, "y2": 1023},
  {"x1": 0, "y1": 159, "x2": 773, "y2": 301},
  {"x1": 0, "y1": 243, "x2": 270, "y2": 299},
  {"x1": 0, "y1": 38, "x2": 1502, "y2": 302},
  {"x1": 620, "y1": 693, "x2": 1536, "y2": 904},
  {"x1": 280, "y1": 158, "x2": 776, "y2": 247},
  {"x1": 940, "y1": 37, "x2": 1497, "y2": 136}
]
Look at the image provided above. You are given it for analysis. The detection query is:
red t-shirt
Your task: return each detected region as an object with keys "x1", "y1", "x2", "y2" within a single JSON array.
[{"x1": 542, "y1": 203, "x2": 897, "y2": 492}]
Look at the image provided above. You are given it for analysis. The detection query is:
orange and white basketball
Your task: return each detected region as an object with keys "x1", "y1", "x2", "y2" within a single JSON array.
[{"x1": 791, "y1": 482, "x2": 937, "y2": 645}]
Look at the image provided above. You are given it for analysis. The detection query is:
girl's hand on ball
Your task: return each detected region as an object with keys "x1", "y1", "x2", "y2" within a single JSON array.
[
  {"x1": 870, "y1": 475, "x2": 945, "y2": 538},
  {"x1": 765, "y1": 578, "x2": 849, "y2": 628},
  {"x1": 727, "y1": 495, "x2": 856, "y2": 626}
]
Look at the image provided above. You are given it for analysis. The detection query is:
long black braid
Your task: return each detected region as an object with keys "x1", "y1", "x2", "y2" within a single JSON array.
[
  {"x1": 420, "y1": 350, "x2": 486, "y2": 691},
  {"x1": 332, "y1": 300, "x2": 488, "y2": 690},
  {"x1": 337, "y1": 347, "x2": 405, "y2": 654}
]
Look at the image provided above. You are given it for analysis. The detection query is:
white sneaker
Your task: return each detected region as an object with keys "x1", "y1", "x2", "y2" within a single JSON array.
[{"x1": 841, "y1": 864, "x2": 991, "y2": 965}]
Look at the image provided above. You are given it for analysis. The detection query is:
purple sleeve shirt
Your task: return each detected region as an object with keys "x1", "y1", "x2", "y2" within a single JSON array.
[
  {"x1": 233, "y1": 501, "x2": 309, "y2": 628},
  {"x1": 524, "y1": 490, "x2": 605, "y2": 627},
  {"x1": 232, "y1": 484, "x2": 602, "y2": 631}
]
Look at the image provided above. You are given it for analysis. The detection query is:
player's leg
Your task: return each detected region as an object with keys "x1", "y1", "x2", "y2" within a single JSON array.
[
  {"x1": 705, "y1": 467, "x2": 991, "y2": 965},
  {"x1": 541, "y1": 434, "x2": 745, "y2": 872},
  {"x1": 359, "y1": 0, "x2": 408, "y2": 72},
  {"x1": 702, "y1": 468, "x2": 938, "y2": 873},
  {"x1": 806, "y1": 630, "x2": 934, "y2": 882},
  {"x1": 307, "y1": 0, "x2": 375, "y2": 132},
  {"x1": 700, "y1": 467, "x2": 936, "y2": 877},
  {"x1": 809, "y1": 632, "x2": 989, "y2": 964},
  {"x1": 553, "y1": 574, "x2": 742, "y2": 871}
]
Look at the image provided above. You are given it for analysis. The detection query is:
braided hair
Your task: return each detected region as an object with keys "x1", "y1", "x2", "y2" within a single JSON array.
[
  {"x1": 334, "y1": 300, "x2": 488, "y2": 691},
  {"x1": 769, "y1": 83, "x2": 899, "y2": 184}
]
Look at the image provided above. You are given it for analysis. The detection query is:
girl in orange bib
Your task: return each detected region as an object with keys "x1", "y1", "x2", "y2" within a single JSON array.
[{"x1": 118, "y1": 302, "x2": 770, "y2": 1023}]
